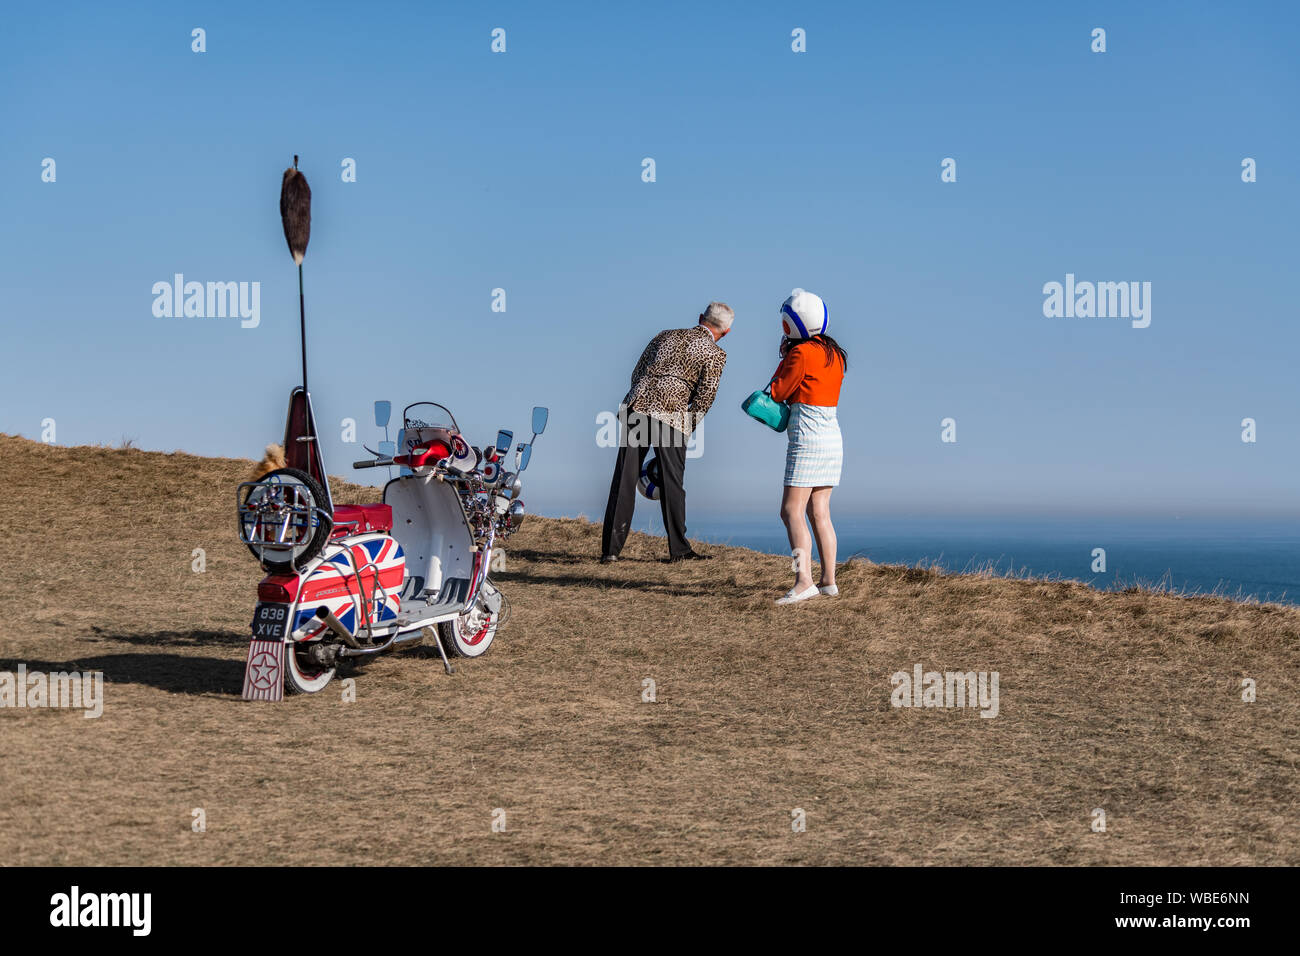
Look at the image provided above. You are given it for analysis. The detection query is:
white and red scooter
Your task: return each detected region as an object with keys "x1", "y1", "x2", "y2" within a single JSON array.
[
  {"x1": 233, "y1": 156, "x2": 545, "y2": 700},
  {"x1": 237, "y1": 394, "x2": 545, "y2": 699}
]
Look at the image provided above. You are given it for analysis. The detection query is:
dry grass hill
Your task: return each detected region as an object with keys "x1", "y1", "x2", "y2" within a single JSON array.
[{"x1": 0, "y1": 434, "x2": 1295, "y2": 865}]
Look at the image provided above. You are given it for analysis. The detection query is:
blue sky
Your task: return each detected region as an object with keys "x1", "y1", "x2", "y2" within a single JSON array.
[{"x1": 2, "y1": 1, "x2": 1297, "y2": 519}]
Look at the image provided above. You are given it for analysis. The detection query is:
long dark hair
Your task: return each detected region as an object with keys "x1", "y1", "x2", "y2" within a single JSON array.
[{"x1": 787, "y1": 333, "x2": 847, "y2": 371}]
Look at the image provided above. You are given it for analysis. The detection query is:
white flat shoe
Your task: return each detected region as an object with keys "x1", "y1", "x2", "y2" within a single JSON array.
[
  {"x1": 776, "y1": 584, "x2": 820, "y2": 606},
  {"x1": 818, "y1": 585, "x2": 839, "y2": 597}
]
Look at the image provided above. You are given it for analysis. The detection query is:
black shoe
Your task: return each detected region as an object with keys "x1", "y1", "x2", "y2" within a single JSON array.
[
  {"x1": 666, "y1": 550, "x2": 712, "y2": 563},
  {"x1": 600, "y1": 554, "x2": 619, "y2": 564}
]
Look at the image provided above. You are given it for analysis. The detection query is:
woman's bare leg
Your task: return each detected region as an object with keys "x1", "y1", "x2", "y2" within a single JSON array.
[
  {"x1": 780, "y1": 485, "x2": 815, "y2": 591},
  {"x1": 805, "y1": 486, "x2": 837, "y2": 588}
]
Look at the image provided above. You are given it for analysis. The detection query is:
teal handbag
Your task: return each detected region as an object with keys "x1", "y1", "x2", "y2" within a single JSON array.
[{"x1": 742, "y1": 383, "x2": 790, "y2": 432}]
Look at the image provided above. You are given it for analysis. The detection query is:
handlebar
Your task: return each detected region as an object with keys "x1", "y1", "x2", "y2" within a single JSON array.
[{"x1": 352, "y1": 457, "x2": 480, "y2": 483}]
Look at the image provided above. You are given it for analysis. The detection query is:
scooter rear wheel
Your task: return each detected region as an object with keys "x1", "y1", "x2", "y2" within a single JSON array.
[{"x1": 284, "y1": 640, "x2": 335, "y2": 694}]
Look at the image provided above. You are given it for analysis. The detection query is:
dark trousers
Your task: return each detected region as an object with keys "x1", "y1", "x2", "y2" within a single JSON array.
[{"x1": 602, "y1": 419, "x2": 689, "y2": 558}]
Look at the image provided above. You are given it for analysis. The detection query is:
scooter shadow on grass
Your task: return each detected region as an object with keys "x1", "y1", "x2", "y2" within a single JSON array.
[
  {"x1": 0, "y1": 650, "x2": 245, "y2": 697},
  {"x1": 493, "y1": 565, "x2": 770, "y2": 600},
  {"x1": 502, "y1": 547, "x2": 590, "y2": 565},
  {"x1": 89, "y1": 625, "x2": 242, "y2": 648}
]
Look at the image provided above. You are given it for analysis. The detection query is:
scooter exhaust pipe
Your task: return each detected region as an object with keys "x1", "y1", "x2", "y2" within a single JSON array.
[{"x1": 315, "y1": 606, "x2": 363, "y2": 648}]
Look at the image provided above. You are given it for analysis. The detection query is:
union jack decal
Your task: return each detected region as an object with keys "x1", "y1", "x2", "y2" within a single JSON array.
[{"x1": 291, "y1": 534, "x2": 405, "y2": 638}]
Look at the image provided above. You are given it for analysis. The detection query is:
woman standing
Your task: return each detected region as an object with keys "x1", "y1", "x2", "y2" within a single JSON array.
[{"x1": 768, "y1": 291, "x2": 847, "y2": 605}]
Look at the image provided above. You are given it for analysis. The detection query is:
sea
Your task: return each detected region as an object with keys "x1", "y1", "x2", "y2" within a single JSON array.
[{"x1": 629, "y1": 515, "x2": 1300, "y2": 605}]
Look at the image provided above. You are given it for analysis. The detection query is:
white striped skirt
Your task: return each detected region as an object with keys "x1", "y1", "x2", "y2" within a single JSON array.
[{"x1": 784, "y1": 403, "x2": 843, "y2": 487}]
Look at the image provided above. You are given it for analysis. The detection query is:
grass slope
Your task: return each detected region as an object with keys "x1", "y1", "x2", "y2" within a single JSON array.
[{"x1": 0, "y1": 434, "x2": 1296, "y2": 865}]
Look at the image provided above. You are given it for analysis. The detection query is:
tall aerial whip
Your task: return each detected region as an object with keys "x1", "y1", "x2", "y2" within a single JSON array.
[{"x1": 279, "y1": 156, "x2": 312, "y2": 439}]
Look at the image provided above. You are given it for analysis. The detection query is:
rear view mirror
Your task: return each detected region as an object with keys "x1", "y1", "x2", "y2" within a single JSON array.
[
  {"x1": 374, "y1": 401, "x2": 392, "y2": 428},
  {"x1": 532, "y1": 406, "x2": 548, "y2": 435},
  {"x1": 517, "y1": 444, "x2": 532, "y2": 472},
  {"x1": 378, "y1": 440, "x2": 396, "y2": 459},
  {"x1": 496, "y1": 429, "x2": 513, "y2": 454}
]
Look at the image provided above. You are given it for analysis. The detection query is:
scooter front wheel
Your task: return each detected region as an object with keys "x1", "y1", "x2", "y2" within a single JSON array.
[
  {"x1": 438, "y1": 603, "x2": 497, "y2": 658},
  {"x1": 284, "y1": 641, "x2": 336, "y2": 694}
]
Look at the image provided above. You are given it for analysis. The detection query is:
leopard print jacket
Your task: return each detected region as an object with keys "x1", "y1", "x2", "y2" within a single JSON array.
[{"x1": 622, "y1": 325, "x2": 727, "y2": 436}]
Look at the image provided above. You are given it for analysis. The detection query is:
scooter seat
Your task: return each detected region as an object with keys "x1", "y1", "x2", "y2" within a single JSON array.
[{"x1": 331, "y1": 504, "x2": 393, "y2": 535}]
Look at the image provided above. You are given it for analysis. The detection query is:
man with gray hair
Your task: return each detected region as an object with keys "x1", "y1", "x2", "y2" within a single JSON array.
[{"x1": 601, "y1": 302, "x2": 733, "y2": 562}]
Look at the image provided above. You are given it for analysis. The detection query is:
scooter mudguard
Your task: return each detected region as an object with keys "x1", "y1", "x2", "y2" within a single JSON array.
[{"x1": 242, "y1": 639, "x2": 286, "y2": 702}]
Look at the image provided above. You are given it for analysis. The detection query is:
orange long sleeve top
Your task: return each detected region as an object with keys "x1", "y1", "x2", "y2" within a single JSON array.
[{"x1": 770, "y1": 341, "x2": 845, "y2": 406}]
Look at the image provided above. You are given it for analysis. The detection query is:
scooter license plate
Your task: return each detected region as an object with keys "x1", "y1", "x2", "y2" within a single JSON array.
[{"x1": 251, "y1": 602, "x2": 290, "y2": 640}]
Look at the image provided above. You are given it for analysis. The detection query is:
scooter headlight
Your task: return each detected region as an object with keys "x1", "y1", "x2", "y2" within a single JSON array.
[{"x1": 507, "y1": 500, "x2": 525, "y2": 531}]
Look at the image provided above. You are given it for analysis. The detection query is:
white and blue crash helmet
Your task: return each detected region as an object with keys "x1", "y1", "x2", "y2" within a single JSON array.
[
  {"x1": 637, "y1": 456, "x2": 662, "y2": 500},
  {"x1": 780, "y1": 290, "x2": 828, "y2": 339}
]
